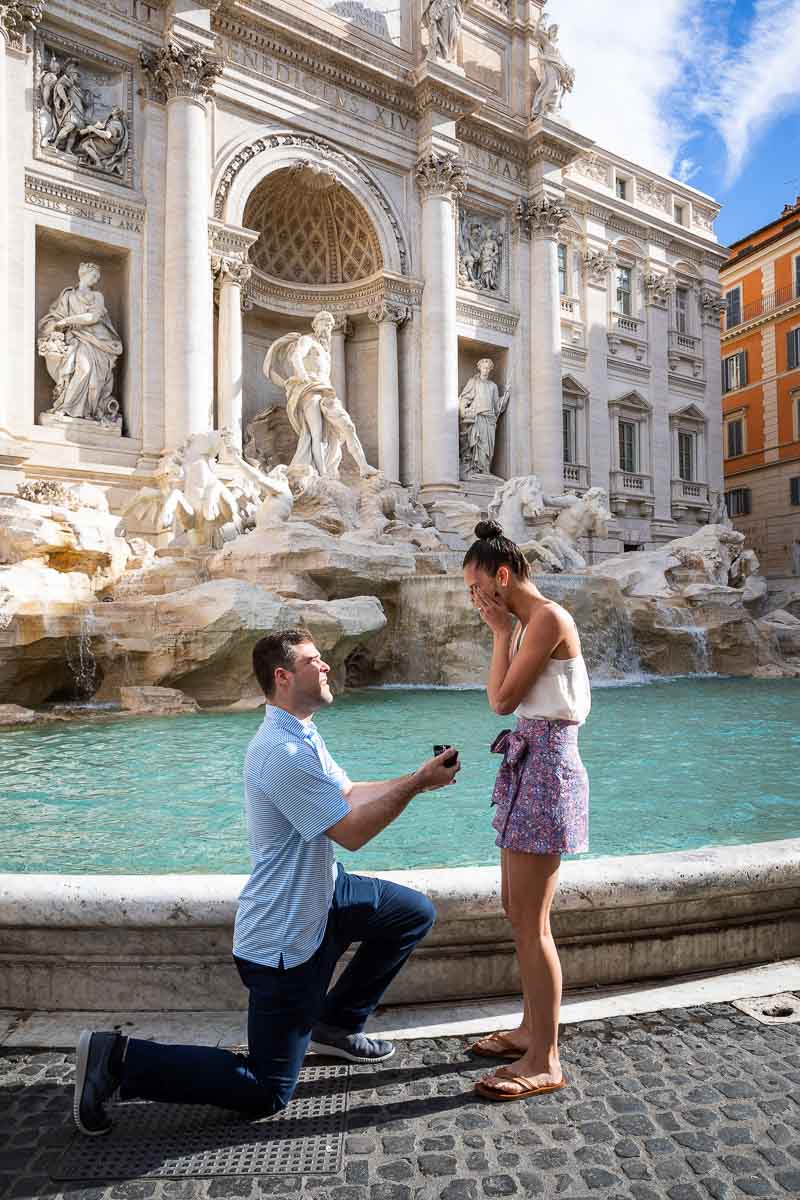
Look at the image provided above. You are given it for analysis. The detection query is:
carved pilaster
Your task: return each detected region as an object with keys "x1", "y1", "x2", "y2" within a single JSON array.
[
  {"x1": 211, "y1": 254, "x2": 252, "y2": 288},
  {"x1": 333, "y1": 315, "x2": 353, "y2": 338},
  {"x1": 139, "y1": 41, "x2": 222, "y2": 103},
  {"x1": 644, "y1": 272, "x2": 675, "y2": 307},
  {"x1": 0, "y1": 1, "x2": 42, "y2": 51},
  {"x1": 368, "y1": 301, "x2": 411, "y2": 326},
  {"x1": 415, "y1": 151, "x2": 466, "y2": 200},
  {"x1": 701, "y1": 290, "x2": 727, "y2": 325},
  {"x1": 582, "y1": 248, "x2": 614, "y2": 286},
  {"x1": 527, "y1": 195, "x2": 571, "y2": 237},
  {"x1": 512, "y1": 199, "x2": 532, "y2": 241}
]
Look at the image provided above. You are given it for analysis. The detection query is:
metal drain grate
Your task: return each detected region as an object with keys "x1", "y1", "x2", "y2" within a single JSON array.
[{"x1": 52, "y1": 1063, "x2": 349, "y2": 1181}]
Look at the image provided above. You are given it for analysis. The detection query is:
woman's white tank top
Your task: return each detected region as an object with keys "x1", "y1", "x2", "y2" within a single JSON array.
[{"x1": 513, "y1": 617, "x2": 592, "y2": 725}]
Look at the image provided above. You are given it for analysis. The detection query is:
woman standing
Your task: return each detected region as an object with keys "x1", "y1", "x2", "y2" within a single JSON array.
[{"x1": 463, "y1": 520, "x2": 590, "y2": 1101}]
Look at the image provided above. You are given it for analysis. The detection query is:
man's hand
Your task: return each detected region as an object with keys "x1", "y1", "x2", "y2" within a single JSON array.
[{"x1": 413, "y1": 748, "x2": 461, "y2": 793}]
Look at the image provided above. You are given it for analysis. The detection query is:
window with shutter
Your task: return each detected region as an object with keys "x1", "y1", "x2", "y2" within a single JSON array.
[
  {"x1": 726, "y1": 288, "x2": 741, "y2": 329},
  {"x1": 675, "y1": 287, "x2": 689, "y2": 334},
  {"x1": 788, "y1": 327, "x2": 800, "y2": 370},
  {"x1": 558, "y1": 243, "x2": 567, "y2": 297},
  {"x1": 725, "y1": 488, "x2": 751, "y2": 517},
  {"x1": 726, "y1": 419, "x2": 743, "y2": 458},
  {"x1": 790, "y1": 478, "x2": 800, "y2": 507},
  {"x1": 562, "y1": 408, "x2": 576, "y2": 464},
  {"x1": 616, "y1": 267, "x2": 632, "y2": 316},
  {"x1": 678, "y1": 432, "x2": 694, "y2": 481}
]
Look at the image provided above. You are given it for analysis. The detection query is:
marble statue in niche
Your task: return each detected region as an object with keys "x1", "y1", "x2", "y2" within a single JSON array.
[
  {"x1": 530, "y1": 12, "x2": 575, "y2": 119},
  {"x1": 39, "y1": 49, "x2": 129, "y2": 177},
  {"x1": 458, "y1": 211, "x2": 504, "y2": 293},
  {"x1": 459, "y1": 358, "x2": 511, "y2": 478},
  {"x1": 37, "y1": 262, "x2": 124, "y2": 431},
  {"x1": 422, "y1": 0, "x2": 463, "y2": 62},
  {"x1": 263, "y1": 310, "x2": 377, "y2": 480}
]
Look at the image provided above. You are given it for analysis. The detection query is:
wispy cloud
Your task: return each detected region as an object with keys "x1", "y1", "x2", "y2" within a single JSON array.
[
  {"x1": 690, "y1": 0, "x2": 800, "y2": 183},
  {"x1": 556, "y1": 0, "x2": 800, "y2": 188}
]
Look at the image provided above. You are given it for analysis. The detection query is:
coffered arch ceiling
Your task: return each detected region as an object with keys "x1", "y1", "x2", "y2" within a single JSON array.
[{"x1": 243, "y1": 161, "x2": 384, "y2": 286}]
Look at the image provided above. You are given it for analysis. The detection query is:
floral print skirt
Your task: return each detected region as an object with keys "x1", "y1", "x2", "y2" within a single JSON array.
[{"x1": 490, "y1": 717, "x2": 589, "y2": 855}]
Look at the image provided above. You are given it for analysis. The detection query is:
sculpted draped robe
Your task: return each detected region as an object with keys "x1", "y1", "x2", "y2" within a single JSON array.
[{"x1": 38, "y1": 285, "x2": 123, "y2": 421}]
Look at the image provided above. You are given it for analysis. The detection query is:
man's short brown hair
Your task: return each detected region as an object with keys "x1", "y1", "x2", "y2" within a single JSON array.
[{"x1": 253, "y1": 628, "x2": 314, "y2": 698}]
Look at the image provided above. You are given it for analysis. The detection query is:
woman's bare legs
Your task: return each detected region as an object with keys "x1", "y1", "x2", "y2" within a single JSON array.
[
  {"x1": 485, "y1": 849, "x2": 532, "y2": 1053},
  {"x1": 479, "y1": 851, "x2": 562, "y2": 1093}
]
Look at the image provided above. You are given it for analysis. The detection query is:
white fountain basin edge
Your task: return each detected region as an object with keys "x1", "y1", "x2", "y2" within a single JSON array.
[{"x1": 1, "y1": 839, "x2": 798, "y2": 1011}]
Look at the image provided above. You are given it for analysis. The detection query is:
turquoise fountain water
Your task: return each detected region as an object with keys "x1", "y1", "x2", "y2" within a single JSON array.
[{"x1": 2, "y1": 677, "x2": 798, "y2": 874}]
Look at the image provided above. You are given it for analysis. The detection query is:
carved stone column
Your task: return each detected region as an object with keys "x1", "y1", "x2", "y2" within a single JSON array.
[
  {"x1": 213, "y1": 256, "x2": 251, "y2": 452},
  {"x1": 524, "y1": 194, "x2": 571, "y2": 496},
  {"x1": 415, "y1": 151, "x2": 466, "y2": 499},
  {"x1": 1, "y1": 2, "x2": 41, "y2": 448},
  {"x1": 140, "y1": 42, "x2": 222, "y2": 447},
  {"x1": 331, "y1": 316, "x2": 351, "y2": 413},
  {"x1": 369, "y1": 301, "x2": 409, "y2": 482}
]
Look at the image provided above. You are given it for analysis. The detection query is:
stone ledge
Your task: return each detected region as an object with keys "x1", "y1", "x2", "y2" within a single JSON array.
[{"x1": 1, "y1": 841, "x2": 798, "y2": 1011}]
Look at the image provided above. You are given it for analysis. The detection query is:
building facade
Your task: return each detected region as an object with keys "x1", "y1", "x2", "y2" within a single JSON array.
[
  {"x1": 1, "y1": 0, "x2": 726, "y2": 555},
  {"x1": 720, "y1": 197, "x2": 800, "y2": 576}
]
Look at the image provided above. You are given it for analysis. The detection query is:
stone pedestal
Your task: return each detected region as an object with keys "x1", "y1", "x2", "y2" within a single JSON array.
[
  {"x1": 141, "y1": 42, "x2": 222, "y2": 448},
  {"x1": 369, "y1": 302, "x2": 408, "y2": 483},
  {"x1": 416, "y1": 151, "x2": 466, "y2": 500}
]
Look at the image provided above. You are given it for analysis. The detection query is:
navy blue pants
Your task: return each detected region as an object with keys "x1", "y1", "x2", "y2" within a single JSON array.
[{"x1": 119, "y1": 868, "x2": 435, "y2": 1115}]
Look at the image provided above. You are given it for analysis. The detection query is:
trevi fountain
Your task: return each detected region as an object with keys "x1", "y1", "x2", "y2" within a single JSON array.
[{"x1": 0, "y1": 0, "x2": 798, "y2": 1010}]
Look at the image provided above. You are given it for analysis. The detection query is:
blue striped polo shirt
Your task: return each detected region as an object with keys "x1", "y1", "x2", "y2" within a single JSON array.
[{"x1": 233, "y1": 705, "x2": 352, "y2": 969}]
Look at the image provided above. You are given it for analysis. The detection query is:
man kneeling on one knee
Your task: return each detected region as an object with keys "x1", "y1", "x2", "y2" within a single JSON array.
[{"x1": 74, "y1": 628, "x2": 460, "y2": 1134}]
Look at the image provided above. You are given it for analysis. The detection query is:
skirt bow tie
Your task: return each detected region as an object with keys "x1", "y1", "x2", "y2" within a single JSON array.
[{"x1": 490, "y1": 728, "x2": 529, "y2": 768}]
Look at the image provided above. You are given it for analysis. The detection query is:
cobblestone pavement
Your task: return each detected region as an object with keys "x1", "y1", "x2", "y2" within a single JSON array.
[{"x1": 3, "y1": 998, "x2": 800, "y2": 1200}]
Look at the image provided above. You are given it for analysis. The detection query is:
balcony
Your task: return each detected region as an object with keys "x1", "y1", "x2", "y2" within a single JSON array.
[
  {"x1": 609, "y1": 469, "x2": 655, "y2": 517},
  {"x1": 669, "y1": 330, "x2": 701, "y2": 355},
  {"x1": 563, "y1": 463, "x2": 589, "y2": 488},
  {"x1": 560, "y1": 296, "x2": 584, "y2": 348},
  {"x1": 671, "y1": 479, "x2": 709, "y2": 505},
  {"x1": 725, "y1": 283, "x2": 799, "y2": 330},
  {"x1": 610, "y1": 311, "x2": 644, "y2": 337}
]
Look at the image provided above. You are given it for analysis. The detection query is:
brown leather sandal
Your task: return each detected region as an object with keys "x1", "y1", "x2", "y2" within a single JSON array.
[
  {"x1": 475, "y1": 1072, "x2": 567, "y2": 1101},
  {"x1": 468, "y1": 1031, "x2": 527, "y2": 1059}
]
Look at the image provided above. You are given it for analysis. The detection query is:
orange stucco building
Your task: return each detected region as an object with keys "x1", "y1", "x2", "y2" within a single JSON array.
[{"x1": 720, "y1": 197, "x2": 800, "y2": 576}]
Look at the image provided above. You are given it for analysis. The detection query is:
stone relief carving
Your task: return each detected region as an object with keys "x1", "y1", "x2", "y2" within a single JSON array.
[
  {"x1": 415, "y1": 151, "x2": 467, "y2": 199},
  {"x1": 457, "y1": 208, "x2": 504, "y2": 294},
  {"x1": 693, "y1": 205, "x2": 716, "y2": 233},
  {"x1": 530, "y1": 12, "x2": 575, "y2": 119},
  {"x1": 367, "y1": 300, "x2": 410, "y2": 326},
  {"x1": 644, "y1": 272, "x2": 675, "y2": 306},
  {"x1": 0, "y1": 1, "x2": 42, "y2": 50},
  {"x1": 459, "y1": 358, "x2": 510, "y2": 479},
  {"x1": 35, "y1": 38, "x2": 132, "y2": 182},
  {"x1": 636, "y1": 178, "x2": 669, "y2": 213},
  {"x1": 569, "y1": 153, "x2": 609, "y2": 186},
  {"x1": 214, "y1": 133, "x2": 409, "y2": 274},
  {"x1": 37, "y1": 262, "x2": 124, "y2": 432},
  {"x1": 263, "y1": 310, "x2": 377, "y2": 480},
  {"x1": 139, "y1": 41, "x2": 223, "y2": 103},
  {"x1": 330, "y1": 1, "x2": 391, "y2": 39},
  {"x1": 582, "y1": 248, "x2": 613, "y2": 285},
  {"x1": 422, "y1": 0, "x2": 463, "y2": 62}
]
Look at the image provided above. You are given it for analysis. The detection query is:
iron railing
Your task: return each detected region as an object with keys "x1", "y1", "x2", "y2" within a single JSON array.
[{"x1": 726, "y1": 284, "x2": 798, "y2": 330}]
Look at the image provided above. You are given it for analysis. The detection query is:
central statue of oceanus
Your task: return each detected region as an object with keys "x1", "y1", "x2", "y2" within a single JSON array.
[{"x1": 263, "y1": 311, "x2": 377, "y2": 480}]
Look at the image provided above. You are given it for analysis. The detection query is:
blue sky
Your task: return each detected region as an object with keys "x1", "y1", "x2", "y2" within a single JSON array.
[{"x1": 556, "y1": 0, "x2": 800, "y2": 246}]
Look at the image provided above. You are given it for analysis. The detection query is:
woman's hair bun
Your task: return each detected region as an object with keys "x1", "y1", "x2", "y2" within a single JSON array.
[{"x1": 474, "y1": 519, "x2": 503, "y2": 541}]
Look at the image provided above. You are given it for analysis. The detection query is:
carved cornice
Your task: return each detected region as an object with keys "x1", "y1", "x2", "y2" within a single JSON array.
[
  {"x1": 456, "y1": 299, "x2": 520, "y2": 335},
  {"x1": 0, "y1": 1, "x2": 42, "y2": 50},
  {"x1": 701, "y1": 290, "x2": 727, "y2": 326},
  {"x1": 208, "y1": 218, "x2": 260, "y2": 260},
  {"x1": 214, "y1": 132, "x2": 409, "y2": 275},
  {"x1": 414, "y1": 79, "x2": 477, "y2": 121},
  {"x1": 368, "y1": 300, "x2": 411, "y2": 326},
  {"x1": 139, "y1": 41, "x2": 223, "y2": 102},
  {"x1": 24, "y1": 170, "x2": 145, "y2": 233},
  {"x1": 244, "y1": 268, "x2": 423, "y2": 316},
  {"x1": 415, "y1": 151, "x2": 467, "y2": 200},
  {"x1": 215, "y1": 11, "x2": 416, "y2": 116},
  {"x1": 458, "y1": 120, "x2": 528, "y2": 166}
]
